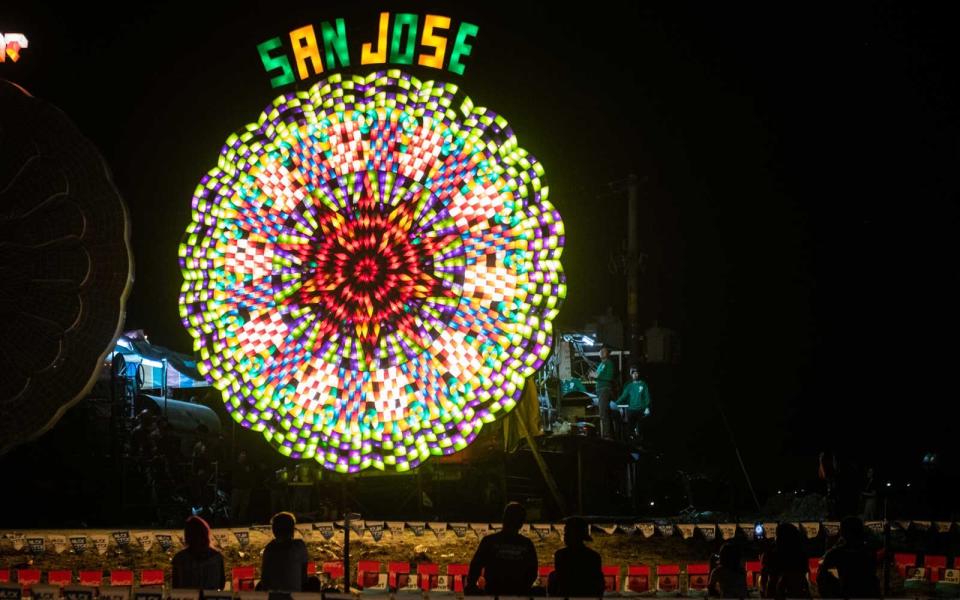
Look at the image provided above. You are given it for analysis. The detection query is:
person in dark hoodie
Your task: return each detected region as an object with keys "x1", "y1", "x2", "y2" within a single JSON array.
[
  {"x1": 760, "y1": 523, "x2": 810, "y2": 599},
  {"x1": 259, "y1": 512, "x2": 308, "y2": 592},
  {"x1": 817, "y1": 516, "x2": 880, "y2": 598},
  {"x1": 548, "y1": 516, "x2": 605, "y2": 597},
  {"x1": 171, "y1": 516, "x2": 226, "y2": 590},
  {"x1": 465, "y1": 502, "x2": 538, "y2": 595},
  {"x1": 708, "y1": 542, "x2": 747, "y2": 598}
]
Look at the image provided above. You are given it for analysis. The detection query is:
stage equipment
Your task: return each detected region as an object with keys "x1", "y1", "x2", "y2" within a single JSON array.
[
  {"x1": 180, "y1": 71, "x2": 565, "y2": 472},
  {"x1": 0, "y1": 80, "x2": 132, "y2": 455}
]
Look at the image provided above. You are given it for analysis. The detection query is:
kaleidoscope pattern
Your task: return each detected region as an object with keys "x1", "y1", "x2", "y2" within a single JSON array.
[{"x1": 180, "y1": 70, "x2": 565, "y2": 472}]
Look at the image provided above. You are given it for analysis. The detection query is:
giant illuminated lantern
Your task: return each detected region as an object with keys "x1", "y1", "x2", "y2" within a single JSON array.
[{"x1": 180, "y1": 70, "x2": 564, "y2": 472}]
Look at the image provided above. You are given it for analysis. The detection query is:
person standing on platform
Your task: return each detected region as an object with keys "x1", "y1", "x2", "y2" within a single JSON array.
[
  {"x1": 593, "y1": 346, "x2": 619, "y2": 439},
  {"x1": 230, "y1": 449, "x2": 255, "y2": 524},
  {"x1": 617, "y1": 366, "x2": 652, "y2": 444},
  {"x1": 465, "y1": 502, "x2": 538, "y2": 595}
]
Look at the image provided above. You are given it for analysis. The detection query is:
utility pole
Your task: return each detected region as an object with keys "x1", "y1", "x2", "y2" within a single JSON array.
[{"x1": 626, "y1": 174, "x2": 643, "y2": 362}]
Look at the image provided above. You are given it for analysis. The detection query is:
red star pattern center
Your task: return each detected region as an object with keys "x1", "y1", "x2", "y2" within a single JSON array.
[{"x1": 294, "y1": 194, "x2": 455, "y2": 351}]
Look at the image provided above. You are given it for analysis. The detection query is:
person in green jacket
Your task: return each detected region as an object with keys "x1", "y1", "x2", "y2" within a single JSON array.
[
  {"x1": 617, "y1": 365, "x2": 651, "y2": 443},
  {"x1": 593, "y1": 346, "x2": 618, "y2": 439}
]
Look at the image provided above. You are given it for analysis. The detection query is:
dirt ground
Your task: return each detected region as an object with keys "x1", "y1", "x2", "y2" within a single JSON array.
[
  {"x1": 0, "y1": 526, "x2": 928, "y2": 596},
  {"x1": 0, "y1": 527, "x2": 716, "y2": 578}
]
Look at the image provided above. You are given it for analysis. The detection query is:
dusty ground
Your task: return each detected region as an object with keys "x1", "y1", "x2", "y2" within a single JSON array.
[
  {"x1": 0, "y1": 526, "x2": 929, "y2": 596},
  {"x1": 1, "y1": 528, "x2": 715, "y2": 574}
]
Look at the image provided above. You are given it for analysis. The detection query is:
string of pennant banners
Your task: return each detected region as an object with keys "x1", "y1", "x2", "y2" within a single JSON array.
[{"x1": 1, "y1": 520, "x2": 954, "y2": 555}]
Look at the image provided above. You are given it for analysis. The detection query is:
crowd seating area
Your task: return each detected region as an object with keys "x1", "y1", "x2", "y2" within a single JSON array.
[{"x1": 1, "y1": 553, "x2": 958, "y2": 598}]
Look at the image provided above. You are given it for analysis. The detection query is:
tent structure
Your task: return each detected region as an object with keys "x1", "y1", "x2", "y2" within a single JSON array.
[{"x1": 108, "y1": 330, "x2": 208, "y2": 391}]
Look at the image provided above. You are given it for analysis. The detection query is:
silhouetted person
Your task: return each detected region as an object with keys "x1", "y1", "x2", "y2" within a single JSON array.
[
  {"x1": 231, "y1": 449, "x2": 255, "y2": 524},
  {"x1": 819, "y1": 450, "x2": 840, "y2": 518},
  {"x1": 617, "y1": 365, "x2": 652, "y2": 444},
  {"x1": 465, "y1": 502, "x2": 538, "y2": 595},
  {"x1": 760, "y1": 523, "x2": 810, "y2": 599},
  {"x1": 548, "y1": 516, "x2": 604, "y2": 598},
  {"x1": 593, "y1": 346, "x2": 619, "y2": 439},
  {"x1": 171, "y1": 516, "x2": 226, "y2": 590},
  {"x1": 860, "y1": 467, "x2": 879, "y2": 520},
  {"x1": 259, "y1": 512, "x2": 308, "y2": 592},
  {"x1": 817, "y1": 516, "x2": 880, "y2": 599},
  {"x1": 708, "y1": 542, "x2": 747, "y2": 598}
]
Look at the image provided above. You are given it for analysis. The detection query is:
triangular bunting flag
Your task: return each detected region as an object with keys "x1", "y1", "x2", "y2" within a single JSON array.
[
  {"x1": 801, "y1": 522, "x2": 820, "y2": 539},
  {"x1": 490, "y1": 523, "x2": 503, "y2": 533},
  {"x1": 69, "y1": 535, "x2": 87, "y2": 554},
  {"x1": 349, "y1": 520, "x2": 364, "y2": 537},
  {"x1": 894, "y1": 520, "x2": 911, "y2": 531},
  {"x1": 619, "y1": 523, "x2": 637, "y2": 536},
  {"x1": 696, "y1": 525, "x2": 716, "y2": 541},
  {"x1": 428, "y1": 522, "x2": 447, "y2": 539},
  {"x1": 656, "y1": 523, "x2": 674, "y2": 537},
  {"x1": 314, "y1": 523, "x2": 336, "y2": 540},
  {"x1": 91, "y1": 534, "x2": 109, "y2": 555},
  {"x1": 470, "y1": 523, "x2": 489, "y2": 538},
  {"x1": 596, "y1": 524, "x2": 618, "y2": 536},
  {"x1": 27, "y1": 536, "x2": 46, "y2": 554},
  {"x1": 914, "y1": 520, "x2": 931, "y2": 531},
  {"x1": 738, "y1": 523, "x2": 755, "y2": 538},
  {"x1": 112, "y1": 531, "x2": 131, "y2": 547},
  {"x1": 520, "y1": 524, "x2": 531, "y2": 534},
  {"x1": 367, "y1": 522, "x2": 385, "y2": 542},
  {"x1": 764, "y1": 523, "x2": 778, "y2": 539},
  {"x1": 822, "y1": 522, "x2": 840, "y2": 537},
  {"x1": 233, "y1": 530, "x2": 250, "y2": 547},
  {"x1": 136, "y1": 532, "x2": 154, "y2": 552},
  {"x1": 935, "y1": 522, "x2": 953, "y2": 533},
  {"x1": 10, "y1": 534, "x2": 25, "y2": 551},
  {"x1": 677, "y1": 524, "x2": 695, "y2": 539},
  {"x1": 719, "y1": 524, "x2": 738, "y2": 540},
  {"x1": 450, "y1": 523, "x2": 469, "y2": 538},
  {"x1": 408, "y1": 522, "x2": 426, "y2": 537},
  {"x1": 155, "y1": 534, "x2": 174, "y2": 552},
  {"x1": 387, "y1": 522, "x2": 406, "y2": 537},
  {"x1": 48, "y1": 534, "x2": 67, "y2": 554},
  {"x1": 639, "y1": 523, "x2": 656, "y2": 538},
  {"x1": 865, "y1": 521, "x2": 884, "y2": 534}
]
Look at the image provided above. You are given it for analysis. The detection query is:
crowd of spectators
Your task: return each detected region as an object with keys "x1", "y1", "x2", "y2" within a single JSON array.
[{"x1": 169, "y1": 502, "x2": 882, "y2": 598}]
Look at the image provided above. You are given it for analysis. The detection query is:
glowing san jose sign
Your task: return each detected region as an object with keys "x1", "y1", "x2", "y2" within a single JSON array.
[
  {"x1": 183, "y1": 15, "x2": 563, "y2": 474},
  {"x1": 257, "y1": 13, "x2": 478, "y2": 88}
]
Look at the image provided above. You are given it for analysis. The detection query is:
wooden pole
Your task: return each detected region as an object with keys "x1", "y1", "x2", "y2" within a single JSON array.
[
  {"x1": 513, "y1": 411, "x2": 567, "y2": 516},
  {"x1": 342, "y1": 479, "x2": 350, "y2": 593}
]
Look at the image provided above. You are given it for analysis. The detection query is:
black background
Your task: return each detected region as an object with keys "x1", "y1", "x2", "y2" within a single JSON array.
[{"x1": 3, "y1": 1, "x2": 958, "y2": 499}]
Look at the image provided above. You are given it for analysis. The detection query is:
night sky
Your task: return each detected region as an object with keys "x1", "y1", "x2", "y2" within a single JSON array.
[{"x1": 3, "y1": 2, "x2": 957, "y2": 494}]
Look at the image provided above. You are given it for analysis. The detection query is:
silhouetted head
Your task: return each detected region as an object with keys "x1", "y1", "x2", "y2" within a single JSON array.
[
  {"x1": 717, "y1": 542, "x2": 742, "y2": 570},
  {"x1": 502, "y1": 502, "x2": 526, "y2": 532},
  {"x1": 629, "y1": 366, "x2": 640, "y2": 380},
  {"x1": 600, "y1": 346, "x2": 610, "y2": 360},
  {"x1": 840, "y1": 516, "x2": 865, "y2": 544},
  {"x1": 272, "y1": 511, "x2": 297, "y2": 540},
  {"x1": 184, "y1": 516, "x2": 211, "y2": 553},
  {"x1": 775, "y1": 522, "x2": 802, "y2": 550},
  {"x1": 562, "y1": 516, "x2": 592, "y2": 545}
]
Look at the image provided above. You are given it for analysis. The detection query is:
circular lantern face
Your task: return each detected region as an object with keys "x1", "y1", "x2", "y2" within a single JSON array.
[
  {"x1": 180, "y1": 71, "x2": 565, "y2": 472},
  {"x1": 0, "y1": 81, "x2": 132, "y2": 456}
]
